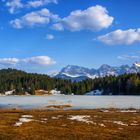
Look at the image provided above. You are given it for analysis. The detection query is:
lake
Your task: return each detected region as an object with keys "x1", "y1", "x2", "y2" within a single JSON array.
[{"x1": 0, "y1": 95, "x2": 140, "y2": 109}]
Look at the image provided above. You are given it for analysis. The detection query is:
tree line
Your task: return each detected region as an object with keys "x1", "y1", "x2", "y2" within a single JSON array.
[{"x1": 0, "y1": 68, "x2": 140, "y2": 95}]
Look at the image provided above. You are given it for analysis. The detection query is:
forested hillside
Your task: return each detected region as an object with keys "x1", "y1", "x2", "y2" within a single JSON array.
[{"x1": 0, "y1": 68, "x2": 140, "y2": 95}]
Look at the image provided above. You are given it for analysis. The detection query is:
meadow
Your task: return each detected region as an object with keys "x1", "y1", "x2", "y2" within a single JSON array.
[{"x1": 0, "y1": 109, "x2": 139, "y2": 140}]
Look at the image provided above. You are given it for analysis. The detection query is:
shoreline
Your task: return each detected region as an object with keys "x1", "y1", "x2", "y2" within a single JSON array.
[
  {"x1": 0, "y1": 107, "x2": 140, "y2": 110},
  {"x1": 0, "y1": 95, "x2": 140, "y2": 109}
]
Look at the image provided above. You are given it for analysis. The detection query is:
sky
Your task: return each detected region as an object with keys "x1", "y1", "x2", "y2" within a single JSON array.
[{"x1": 0, "y1": 0, "x2": 140, "y2": 74}]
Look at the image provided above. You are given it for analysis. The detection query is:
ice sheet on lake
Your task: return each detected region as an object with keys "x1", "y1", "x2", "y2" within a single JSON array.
[{"x1": 0, "y1": 95, "x2": 140, "y2": 109}]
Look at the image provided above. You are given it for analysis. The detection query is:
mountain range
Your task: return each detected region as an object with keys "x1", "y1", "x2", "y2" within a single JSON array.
[{"x1": 53, "y1": 62, "x2": 140, "y2": 81}]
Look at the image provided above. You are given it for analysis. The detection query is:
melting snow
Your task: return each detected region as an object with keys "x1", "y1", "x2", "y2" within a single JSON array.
[
  {"x1": 112, "y1": 121, "x2": 128, "y2": 126},
  {"x1": 14, "y1": 115, "x2": 33, "y2": 127},
  {"x1": 130, "y1": 121, "x2": 139, "y2": 126},
  {"x1": 52, "y1": 116, "x2": 58, "y2": 119},
  {"x1": 41, "y1": 118, "x2": 48, "y2": 121},
  {"x1": 52, "y1": 115, "x2": 63, "y2": 119},
  {"x1": 130, "y1": 123, "x2": 139, "y2": 126},
  {"x1": 22, "y1": 115, "x2": 33, "y2": 118},
  {"x1": 99, "y1": 123, "x2": 106, "y2": 127},
  {"x1": 68, "y1": 115, "x2": 93, "y2": 124},
  {"x1": 101, "y1": 110, "x2": 110, "y2": 112},
  {"x1": 104, "y1": 120, "x2": 128, "y2": 126},
  {"x1": 119, "y1": 110, "x2": 137, "y2": 113}
]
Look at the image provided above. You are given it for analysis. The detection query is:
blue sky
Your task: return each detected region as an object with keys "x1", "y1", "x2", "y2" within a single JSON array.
[{"x1": 0, "y1": 0, "x2": 140, "y2": 74}]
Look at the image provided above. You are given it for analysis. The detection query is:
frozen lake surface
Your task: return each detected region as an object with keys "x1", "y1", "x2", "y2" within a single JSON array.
[{"x1": 0, "y1": 95, "x2": 140, "y2": 109}]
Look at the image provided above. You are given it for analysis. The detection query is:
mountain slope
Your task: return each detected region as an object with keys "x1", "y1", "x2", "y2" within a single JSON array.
[
  {"x1": 0, "y1": 68, "x2": 140, "y2": 95},
  {"x1": 55, "y1": 62, "x2": 140, "y2": 81}
]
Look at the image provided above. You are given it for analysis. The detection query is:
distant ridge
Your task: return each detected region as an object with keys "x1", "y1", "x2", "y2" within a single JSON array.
[{"x1": 54, "y1": 62, "x2": 140, "y2": 81}]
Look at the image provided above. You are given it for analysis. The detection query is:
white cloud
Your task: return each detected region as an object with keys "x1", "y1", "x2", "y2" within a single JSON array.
[
  {"x1": 22, "y1": 56, "x2": 56, "y2": 65},
  {"x1": 46, "y1": 34, "x2": 54, "y2": 40},
  {"x1": 52, "y1": 23, "x2": 64, "y2": 31},
  {"x1": 53, "y1": 5, "x2": 114, "y2": 31},
  {"x1": 10, "y1": 5, "x2": 113, "y2": 31},
  {"x1": 27, "y1": 0, "x2": 58, "y2": 8},
  {"x1": 10, "y1": 8, "x2": 60, "y2": 28},
  {"x1": 6, "y1": 0, "x2": 23, "y2": 14},
  {"x1": 118, "y1": 55, "x2": 140, "y2": 60},
  {"x1": 0, "y1": 56, "x2": 56, "y2": 66},
  {"x1": 0, "y1": 58, "x2": 19, "y2": 65},
  {"x1": 4, "y1": 0, "x2": 57, "y2": 14},
  {"x1": 98, "y1": 29, "x2": 140, "y2": 45}
]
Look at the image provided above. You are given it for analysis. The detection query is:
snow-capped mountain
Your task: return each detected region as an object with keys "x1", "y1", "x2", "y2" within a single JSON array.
[{"x1": 54, "y1": 63, "x2": 140, "y2": 81}]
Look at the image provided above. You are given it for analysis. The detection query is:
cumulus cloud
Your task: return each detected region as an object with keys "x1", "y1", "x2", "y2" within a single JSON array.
[
  {"x1": 0, "y1": 56, "x2": 56, "y2": 66},
  {"x1": 53, "y1": 5, "x2": 114, "y2": 31},
  {"x1": 52, "y1": 23, "x2": 64, "y2": 31},
  {"x1": 98, "y1": 29, "x2": 140, "y2": 45},
  {"x1": 22, "y1": 56, "x2": 56, "y2": 65},
  {"x1": 46, "y1": 34, "x2": 54, "y2": 40},
  {"x1": 0, "y1": 58, "x2": 19, "y2": 65},
  {"x1": 10, "y1": 8, "x2": 60, "y2": 28},
  {"x1": 4, "y1": 0, "x2": 58, "y2": 13},
  {"x1": 10, "y1": 5, "x2": 113, "y2": 31},
  {"x1": 27, "y1": 0, "x2": 58, "y2": 8},
  {"x1": 6, "y1": 0, "x2": 23, "y2": 14}
]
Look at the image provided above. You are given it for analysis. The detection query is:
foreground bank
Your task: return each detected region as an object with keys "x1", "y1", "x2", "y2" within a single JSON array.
[{"x1": 0, "y1": 109, "x2": 139, "y2": 140}]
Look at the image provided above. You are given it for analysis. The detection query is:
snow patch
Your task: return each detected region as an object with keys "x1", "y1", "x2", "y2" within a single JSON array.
[
  {"x1": 52, "y1": 116, "x2": 58, "y2": 119},
  {"x1": 85, "y1": 90, "x2": 103, "y2": 95},
  {"x1": 101, "y1": 109, "x2": 110, "y2": 112},
  {"x1": 50, "y1": 89, "x2": 61, "y2": 95},
  {"x1": 86, "y1": 74, "x2": 98, "y2": 79},
  {"x1": 99, "y1": 123, "x2": 106, "y2": 127},
  {"x1": 51, "y1": 115, "x2": 63, "y2": 119},
  {"x1": 5, "y1": 90, "x2": 15, "y2": 95},
  {"x1": 104, "y1": 120, "x2": 128, "y2": 126},
  {"x1": 22, "y1": 115, "x2": 33, "y2": 118},
  {"x1": 134, "y1": 62, "x2": 140, "y2": 67},
  {"x1": 62, "y1": 73, "x2": 81, "y2": 78},
  {"x1": 41, "y1": 118, "x2": 48, "y2": 121},
  {"x1": 130, "y1": 121, "x2": 139, "y2": 126},
  {"x1": 130, "y1": 123, "x2": 139, "y2": 126},
  {"x1": 112, "y1": 121, "x2": 128, "y2": 126},
  {"x1": 68, "y1": 115, "x2": 93, "y2": 124},
  {"x1": 119, "y1": 110, "x2": 137, "y2": 113},
  {"x1": 14, "y1": 115, "x2": 33, "y2": 127}
]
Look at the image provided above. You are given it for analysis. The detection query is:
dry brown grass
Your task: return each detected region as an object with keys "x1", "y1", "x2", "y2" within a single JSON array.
[
  {"x1": 0, "y1": 109, "x2": 139, "y2": 140},
  {"x1": 35, "y1": 90, "x2": 52, "y2": 96},
  {"x1": 46, "y1": 104, "x2": 72, "y2": 109}
]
